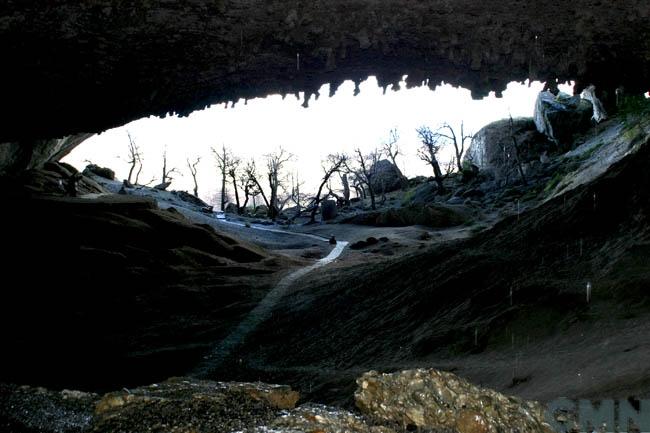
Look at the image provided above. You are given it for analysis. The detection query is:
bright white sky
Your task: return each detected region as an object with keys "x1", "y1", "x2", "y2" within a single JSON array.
[{"x1": 64, "y1": 77, "x2": 572, "y2": 204}]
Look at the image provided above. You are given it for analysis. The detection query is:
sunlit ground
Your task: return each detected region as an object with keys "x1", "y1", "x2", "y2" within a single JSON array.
[{"x1": 64, "y1": 78, "x2": 572, "y2": 203}]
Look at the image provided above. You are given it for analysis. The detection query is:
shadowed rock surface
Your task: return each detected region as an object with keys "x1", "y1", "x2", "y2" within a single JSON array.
[
  {"x1": 1, "y1": 1, "x2": 650, "y2": 144},
  {"x1": 0, "y1": 168, "x2": 295, "y2": 392}
]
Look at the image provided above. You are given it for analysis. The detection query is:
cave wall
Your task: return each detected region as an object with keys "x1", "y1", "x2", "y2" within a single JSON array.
[
  {"x1": 0, "y1": 134, "x2": 93, "y2": 175},
  {"x1": 1, "y1": 0, "x2": 649, "y2": 145}
]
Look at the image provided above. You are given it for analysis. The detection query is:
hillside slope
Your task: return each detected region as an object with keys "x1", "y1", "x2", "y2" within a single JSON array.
[
  {"x1": 0, "y1": 185, "x2": 295, "y2": 392},
  {"x1": 224, "y1": 117, "x2": 650, "y2": 405}
]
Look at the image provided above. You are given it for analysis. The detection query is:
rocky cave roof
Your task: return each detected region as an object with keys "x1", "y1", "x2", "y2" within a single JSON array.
[{"x1": 1, "y1": 0, "x2": 649, "y2": 142}]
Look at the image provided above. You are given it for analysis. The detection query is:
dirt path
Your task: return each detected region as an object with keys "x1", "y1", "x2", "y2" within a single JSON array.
[{"x1": 190, "y1": 222, "x2": 348, "y2": 379}]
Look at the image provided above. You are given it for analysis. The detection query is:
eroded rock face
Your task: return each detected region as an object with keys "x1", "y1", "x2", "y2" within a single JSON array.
[
  {"x1": 0, "y1": 134, "x2": 93, "y2": 175},
  {"x1": 464, "y1": 117, "x2": 551, "y2": 181},
  {"x1": 355, "y1": 369, "x2": 555, "y2": 433},
  {"x1": 1, "y1": 1, "x2": 649, "y2": 142},
  {"x1": 94, "y1": 378, "x2": 299, "y2": 433}
]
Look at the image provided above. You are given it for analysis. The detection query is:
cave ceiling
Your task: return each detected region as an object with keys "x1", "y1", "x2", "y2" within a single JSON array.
[{"x1": 1, "y1": 0, "x2": 649, "y2": 142}]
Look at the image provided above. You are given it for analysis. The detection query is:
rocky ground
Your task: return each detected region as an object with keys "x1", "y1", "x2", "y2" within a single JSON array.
[{"x1": 0, "y1": 369, "x2": 557, "y2": 433}]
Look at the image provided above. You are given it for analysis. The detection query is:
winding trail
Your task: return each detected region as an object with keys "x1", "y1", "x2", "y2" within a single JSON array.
[{"x1": 190, "y1": 219, "x2": 348, "y2": 379}]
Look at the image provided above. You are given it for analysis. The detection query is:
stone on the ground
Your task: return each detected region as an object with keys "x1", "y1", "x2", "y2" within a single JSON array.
[
  {"x1": 251, "y1": 404, "x2": 396, "y2": 433},
  {"x1": 355, "y1": 369, "x2": 555, "y2": 433},
  {"x1": 0, "y1": 383, "x2": 98, "y2": 433},
  {"x1": 83, "y1": 164, "x2": 115, "y2": 180},
  {"x1": 153, "y1": 181, "x2": 172, "y2": 191},
  {"x1": 94, "y1": 377, "x2": 299, "y2": 433},
  {"x1": 171, "y1": 190, "x2": 210, "y2": 208},
  {"x1": 464, "y1": 117, "x2": 550, "y2": 182},
  {"x1": 370, "y1": 160, "x2": 407, "y2": 193},
  {"x1": 253, "y1": 205, "x2": 268, "y2": 217},
  {"x1": 321, "y1": 199, "x2": 338, "y2": 220}
]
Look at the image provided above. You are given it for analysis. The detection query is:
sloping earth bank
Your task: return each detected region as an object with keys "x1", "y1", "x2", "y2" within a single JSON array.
[
  {"x1": 0, "y1": 188, "x2": 298, "y2": 393},
  {"x1": 219, "y1": 130, "x2": 650, "y2": 406}
]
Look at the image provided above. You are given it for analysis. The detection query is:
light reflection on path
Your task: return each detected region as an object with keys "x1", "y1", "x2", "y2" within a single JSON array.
[{"x1": 190, "y1": 219, "x2": 348, "y2": 378}]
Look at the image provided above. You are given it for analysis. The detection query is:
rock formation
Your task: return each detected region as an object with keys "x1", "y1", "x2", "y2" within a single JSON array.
[
  {"x1": 0, "y1": 133, "x2": 92, "y2": 175},
  {"x1": 321, "y1": 199, "x2": 338, "y2": 220},
  {"x1": 370, "y1": 159, "x2": 407, "y2": 194},
  {"x1": 464, "y1": 117, "x2": 551, "y2": 181},
  {"x1": 1, "y1": 0, "x2": 649, "y2": 145},
  {"x1": 1, "y1": 370, "x2": 557, "y2": 433},
  {"x1": 355, "y1": 369, "x2": 554, "y2": 433},
  {"x1": 534, "y1": 91, "x2": 594, "y2": 144}
]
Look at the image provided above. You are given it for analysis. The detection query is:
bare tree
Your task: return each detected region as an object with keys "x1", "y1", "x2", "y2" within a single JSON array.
[
  {"x1": 308, "y1": 153, "x2": 347, "y2": 223},
  {"x1": 287, "y1": 172, "x2": 309, "y2": 220},
  {"x1": 349, "y1": 172, "x2": 366, "y2": 199},
  {"x1": 212, "y1": 144, "x2": 232, "y2": 211},
  {"x1": 227, "y1": 155, "x2": 242, "y2": 213},
  {"x1": 186, "y1": 156, "x2": 201, "y2": 197},
  {"x1": 382, "y1": 129, "x2": 400, "y2": 166},
  {"x1": 431, "y1": 123, "x2": 473, "y2": 172},
  {"x1": 242, "y1": 159, "x2": 269, "y2": 211},
  {"x1": 340, "y1": 173, "x2": 351, "y2": 206},
  {"x1": 125, "y1": 131, "x2": 143, "y2": 185},
  {"x1": 416, "y1": 126, "x2": 447, "y2": 193},
  {"x1": 382, "y1": 128, "x2": 408, "y2": 190},
  {"x1": 509, "y1": 115, "x2": 528, "y2": 186},
  {"x1": 161, "y1": 147, "x2": 180, "y2": 185},
  {"x1": 265, "y1": 148, "x2": 292, "y2": 220},
  {"x1": 349, "y1": 148, "x2": 382, "y2": 210}
]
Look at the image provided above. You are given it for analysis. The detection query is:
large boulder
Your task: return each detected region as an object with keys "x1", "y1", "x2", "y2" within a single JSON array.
[
  {"x1": 321, "y1": 199, "x2": 338, "y2": 220},
  {"x1": 370, "y1": 160, "x2": 407, "y2": 193},
  {"x1": 83, "y1": 164, "x2": 115, "y2": 180},
  {"x1": 355, "y1": 369, "x2": 555, "y2": 433},
  {"x1": 225, "y1": 202, "x2": 239, "y2": 213},
  {"x1": 534, "y1": 91, "x2": 594, "y2": 145},
  {"x1": 464, "y1": 117, "x2": 551, "y2": 182},
  {"x1": 253, "y1": 205, "x2": 269, "y2": 217},
  {"x1": 171, "y1": 190, "x2": 210, "y2": 208}
]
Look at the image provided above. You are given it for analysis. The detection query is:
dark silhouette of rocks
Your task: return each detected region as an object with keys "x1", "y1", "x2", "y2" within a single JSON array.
[
  {"x1": 82, "y1": 164, "x2": 115, "y2": 180},
  {"x1": 321, "y1": 199, "x2": 338, "y2": 221},
  {"x1": 1, "y1": 1, "x2": 649, "y2": 144}
]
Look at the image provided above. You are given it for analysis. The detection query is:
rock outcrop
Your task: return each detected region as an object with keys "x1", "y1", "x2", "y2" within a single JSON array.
[
  {"x1": 1, "y1": 1, "x2": 649, "y2": 143},
  {"x1": 534, "y1": 91, "x2": 594, "y2": 145},
  {"x1": 355, "y1": 369, "x2": 555, "y2": 433},
  {"x1": 82, "y1": 164, "x2": 115, "y2": 181},
  {"x1": 1, "y1": 378, "x2": 300, "y2": 433},
  {"x1": 321, "y1": 199, "x2": 338, "y2": 220},
  {"x1": 464, "y1": 117, "x2": 551, "y2": 181},
  {"x1": 370, "y1": 160, "x2": 407, "y2": 194},
  {"x1": 94, "y1": 378, "x2": 298, "y2": 433},
  {"x1": 2, "y1": 371, "x2": 558, "y2": 433},
  {"x1": 0, "y1": 133, "x2": 92, "y2": 175}
]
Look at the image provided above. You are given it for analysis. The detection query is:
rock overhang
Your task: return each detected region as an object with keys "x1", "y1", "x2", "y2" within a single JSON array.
[{"x1": 1, "y1": 0, "x2": 649, "y2": 143}]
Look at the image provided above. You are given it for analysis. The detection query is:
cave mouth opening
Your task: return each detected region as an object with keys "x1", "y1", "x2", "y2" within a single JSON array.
[{"x1": 64, "y1": 77, "x2": 573, "y2": 204}]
